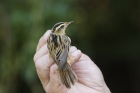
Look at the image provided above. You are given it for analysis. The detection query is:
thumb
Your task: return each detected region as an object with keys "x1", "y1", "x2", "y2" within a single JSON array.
[{"x1": 70, "y1": 49, "x2": 82, "y2": 65}]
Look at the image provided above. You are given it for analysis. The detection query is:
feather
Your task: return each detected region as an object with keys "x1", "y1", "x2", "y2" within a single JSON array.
[
  {"x1": 47, "y1": 21, "x2": 76, "y2": 88},
  {"x1": 59, "y1": 63, "x2": 76, "y2": 88}
]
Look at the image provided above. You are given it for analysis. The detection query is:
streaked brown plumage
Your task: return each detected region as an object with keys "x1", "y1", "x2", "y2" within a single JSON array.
[{"x1": 47, "y1": 21, "x2": 76, "y2": 88}]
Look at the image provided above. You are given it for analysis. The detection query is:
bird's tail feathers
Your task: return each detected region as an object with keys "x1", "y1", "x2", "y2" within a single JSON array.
[{"x1": 59, "y1": 63, "x2": 77, "y2": 88}]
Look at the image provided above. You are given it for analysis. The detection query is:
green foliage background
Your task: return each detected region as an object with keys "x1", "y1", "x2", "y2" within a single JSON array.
[{"x1": 0, "y1": 0, "x2": 140, "y2": 93}]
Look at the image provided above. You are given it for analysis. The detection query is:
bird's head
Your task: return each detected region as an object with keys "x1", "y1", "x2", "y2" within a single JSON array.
[{"x1": 51, "y1": 21, "x2": 73, "y2": 35}]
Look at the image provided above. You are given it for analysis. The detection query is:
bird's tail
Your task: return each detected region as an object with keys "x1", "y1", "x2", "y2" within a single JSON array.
[{"x1": 59, "y1": 63, "x2": 77, "y2": 88}]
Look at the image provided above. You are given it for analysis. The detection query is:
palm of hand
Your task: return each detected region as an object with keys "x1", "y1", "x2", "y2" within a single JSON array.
[
  {"x1": 57, "y1": 54, "x2": 107, "y2": 93},
  {"x1": 46, "y1": 54, "x2": 108, "y2": 93}
]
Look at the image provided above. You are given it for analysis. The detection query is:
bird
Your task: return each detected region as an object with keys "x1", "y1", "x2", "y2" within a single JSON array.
[{"x1": 47, "y1": 21, "x2": 77, "y2": 88}]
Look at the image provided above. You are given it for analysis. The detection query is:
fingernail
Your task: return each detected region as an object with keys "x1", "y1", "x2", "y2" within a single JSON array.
[
  {"x1": 72, "y1": 50, "x2": 81, "y2": 56},
  {"x1": 44, "y1": 30, "x2": 51, "y2": 40}
]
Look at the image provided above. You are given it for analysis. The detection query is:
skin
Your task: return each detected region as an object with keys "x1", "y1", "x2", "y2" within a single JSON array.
[{"x1": 33, "y1": 30, "x2": 111, "y2": 93}]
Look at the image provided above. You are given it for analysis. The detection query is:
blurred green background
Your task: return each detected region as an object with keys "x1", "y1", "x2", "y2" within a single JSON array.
[{"x1": 0, "y1": 0, "x2": 140, "y2": 93}]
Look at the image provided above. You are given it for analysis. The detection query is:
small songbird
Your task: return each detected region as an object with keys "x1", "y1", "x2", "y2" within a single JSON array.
[{"x1": 47, "y1": 21, "x2": 76, "y2": 88}]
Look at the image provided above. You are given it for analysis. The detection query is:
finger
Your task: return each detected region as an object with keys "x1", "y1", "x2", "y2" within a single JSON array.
[
  {"x1": 50, "y1": 64, "x2": 61, "y2": 87},
  {"x1": 34, "y1": 44, "x2": 48, "y2": 62},
  {"x1": 69, "y1": 46, "x2": 77, "y2": 53},
  {"x1": 79, "y1": 53, "x2": 91, "y2": 61},
  {"x1": 69, "y1": 50, "x2": 82, "y2": 65},
  {"x1": 36, "y1": 30, "x2": 51, "y2": 52},
  {"x1": 45, "y1": 64, "x2": 67, "y2": 93},
  {"x1": 35, "y1": 54, "x2": 55, "y2": 86}
]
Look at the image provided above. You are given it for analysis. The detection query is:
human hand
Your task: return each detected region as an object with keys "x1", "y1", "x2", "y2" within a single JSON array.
[{"x1": 33, "y1": 30, "x2": 111, "y2": 93}]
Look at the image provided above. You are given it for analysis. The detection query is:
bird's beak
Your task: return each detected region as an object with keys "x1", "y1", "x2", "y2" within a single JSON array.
[{"x1": 66, "y1": 21, "x2": 73, "y2": 25}]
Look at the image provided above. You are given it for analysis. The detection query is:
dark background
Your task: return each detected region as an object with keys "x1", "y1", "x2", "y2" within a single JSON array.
[{"x1": 0, "y1": 0, "x2": 140, "y2": 93}]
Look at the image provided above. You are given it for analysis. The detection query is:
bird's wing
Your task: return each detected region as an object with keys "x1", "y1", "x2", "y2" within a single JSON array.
[{"x1": 47, "y1": 34, "x2": 70, "y2": 70}]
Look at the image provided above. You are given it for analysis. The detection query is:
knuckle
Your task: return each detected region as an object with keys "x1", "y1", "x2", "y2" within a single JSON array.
[
  {"x1": 39, "y1": 36, "x2": 43, "y2": 43},
  {"x1": 77, "y1": 50, "x2": 81, "y2": 54},
  {"x1": 35, "y1": 60, "x2": 42, "y2": 70},
  {"x1": 70, "y1": 46, "x2": 77, "y2": 53},
  {"x1": 33, "y1": 54, "x2": 37, "y2": 62},
  {"x1": 78, "y1": 50, "x2": 82, "y2": 57}
]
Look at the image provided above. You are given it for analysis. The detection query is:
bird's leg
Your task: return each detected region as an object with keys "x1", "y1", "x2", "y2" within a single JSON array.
[{"x1": 67, "y1": 54, "x2": 71, "y2": 66}]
